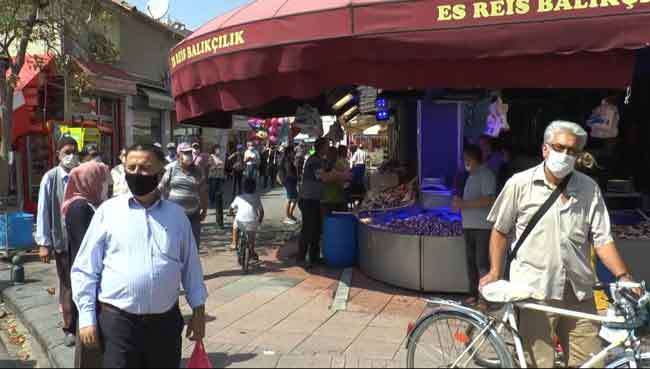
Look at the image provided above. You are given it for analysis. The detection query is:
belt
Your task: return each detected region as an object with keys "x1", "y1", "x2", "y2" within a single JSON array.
[{"x1": 99, "y1": 303, "x2": 179, "y2": 322}]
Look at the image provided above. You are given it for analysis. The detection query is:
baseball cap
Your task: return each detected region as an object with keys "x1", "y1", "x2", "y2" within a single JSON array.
[
  {"x1": 177, "y1": 142, "x2": 193, "y2": 153},
  {"x1": 167, "y1": 142, "x2": 176, "y2": 149}
]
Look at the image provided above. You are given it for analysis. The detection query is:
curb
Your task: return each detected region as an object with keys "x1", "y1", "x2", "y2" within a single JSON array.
[{"x1": 1, "y1": 283, "x2": 69, "y2": 368}]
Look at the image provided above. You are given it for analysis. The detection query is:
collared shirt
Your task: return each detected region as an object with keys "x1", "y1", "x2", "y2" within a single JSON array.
[
  {"x1": 487, "y1": 164, "x2": 614, "y2": 302},
  {"x1": 35, "y1": 166, "x2": 69, "y2": 248},
  {"x1": 71, "y1": 195, "x2": 208, "y2": 329},
  {"x1": 351, "y1": 149, "x2": 369, "y2": 167},
  {"x1": 110, "y1": 165, "x2": 130, "y2": 198}
]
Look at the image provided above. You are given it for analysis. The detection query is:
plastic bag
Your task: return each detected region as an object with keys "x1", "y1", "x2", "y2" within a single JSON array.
[{"x1": 187, "y1": 341, "x2": 213, "y2": 369}]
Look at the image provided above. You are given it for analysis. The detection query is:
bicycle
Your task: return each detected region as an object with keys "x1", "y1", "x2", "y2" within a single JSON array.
[
  {"x1": 236, "y1": 226, "x2": 252, "y2": 274},
  {"x1": 406, "y1": 280, "x2": 650, "y2": 368}
]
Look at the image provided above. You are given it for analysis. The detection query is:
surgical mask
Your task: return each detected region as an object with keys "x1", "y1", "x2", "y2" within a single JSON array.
[
  {"x1": 125, "y1": 172, "x2": 161, "y2": 197},
  {"x1": 60, "y1": 154, "x2": 80, "y2": 170},
  {"x1": 465, "y1": 164, "x2": 472, "y2": 172},
  {"x1": 545, "y1": 146, "x2": 577, "y2": 179}
]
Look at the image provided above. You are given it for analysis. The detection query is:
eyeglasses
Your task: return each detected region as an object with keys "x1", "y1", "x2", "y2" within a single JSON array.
[{"x1": 548, "y1": 143, "x2": 581, "y2": 157}]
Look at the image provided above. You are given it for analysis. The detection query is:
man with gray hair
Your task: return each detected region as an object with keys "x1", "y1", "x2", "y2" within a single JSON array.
[{"x1": 480, "y1": 121, "x2": 634, "y2": 368}]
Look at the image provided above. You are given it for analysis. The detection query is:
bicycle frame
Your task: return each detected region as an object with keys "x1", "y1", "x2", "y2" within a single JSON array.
[{"x1": 425, "y1": 298, "x2": 635, "y2": 369}]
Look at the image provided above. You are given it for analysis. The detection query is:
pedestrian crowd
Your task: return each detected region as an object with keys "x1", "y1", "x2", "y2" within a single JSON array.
[
  {"x1": 31, "y1": 121, "x2": 635, "y2": 369},
  {"x1": 33, "y1": 134, "x2": 364, "y2": 368}
]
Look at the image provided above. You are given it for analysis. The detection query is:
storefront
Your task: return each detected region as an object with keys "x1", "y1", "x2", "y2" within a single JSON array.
[{"x1": 171, "y1": 0, "x2": 650, "y2": 292}]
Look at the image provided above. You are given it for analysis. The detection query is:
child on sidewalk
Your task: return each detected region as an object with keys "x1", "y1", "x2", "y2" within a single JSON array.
[{"x1": 229, "y1": 178, "x2": 265, "y2": 260}]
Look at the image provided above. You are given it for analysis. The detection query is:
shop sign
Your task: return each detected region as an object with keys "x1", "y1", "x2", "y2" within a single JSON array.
[
  {"x1": 170, "y1": 30, "x2": 245, "y2": 69},
  {"x1": 435, "y1": 0, "x2": 648, "y2": 22}
]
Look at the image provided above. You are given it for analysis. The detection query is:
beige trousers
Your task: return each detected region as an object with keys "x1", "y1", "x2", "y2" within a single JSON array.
[{"x1": 519, "y1": 284, "x2": 603, "y2": 368}]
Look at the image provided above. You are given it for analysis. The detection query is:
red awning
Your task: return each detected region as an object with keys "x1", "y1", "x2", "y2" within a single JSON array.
[
  {"x1": 76, "y1": 60, "x2": 138, "y2": 96},
  {"x1": 171, "y1": 0, "x2": 650, "y2": 123}
]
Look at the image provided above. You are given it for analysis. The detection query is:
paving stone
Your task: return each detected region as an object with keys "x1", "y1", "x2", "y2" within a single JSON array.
[
  {"x1": 372, "y1": 359, "x2": 388, "y2": 368},
  {"x1": 326, "y1": 312, "x2": 374, "y2": 327},
  {"x1": 331, "y1": 355, "x2": 346, "y2": 368},
  {"x1": 345, "y1": 339, "x2": 401, "y2": 361},
  {"x1": 269, "y1": 318, "x2": 327, "y2": 334},
  {"x1": 207, "y1": 327, "x2": 264, "y2": 347},
  {"x1": 344, "y1": 356, "x2": 360, "y2": 368},
  {"x1": 277, "y1": 354, "x2": 333, "y2": 368},
  {"x1": 250, "y1": 332, "x2": 309, "y2": 354},
  {"x1": 293, "y1": 335, "x2": 355, "y2": 355},
  {"x1": 227, "y1": 352, "x2": 280, "y2": 369},
  {"x1": 357, "y1": 326, "x2": 408, "y2": 344}
]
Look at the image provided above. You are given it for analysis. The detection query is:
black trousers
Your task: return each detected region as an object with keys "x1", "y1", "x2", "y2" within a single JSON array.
[
  {"x1": 264, "y1": 167, "x2": 277, "y2": 188},
  {"x1": 464, "y1": 229, "x2": 491, "y2": 297},
  {"x1": 232, "y1": 171, "x2": 243, "y2": 196},
  {"x1": 99, "y1": 305, "x2": 184, "y2": 369},
  {"x1": 298, "y1": 199, "x2": 322, "y2": 262}
]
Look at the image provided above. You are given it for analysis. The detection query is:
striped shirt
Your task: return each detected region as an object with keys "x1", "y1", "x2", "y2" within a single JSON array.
[
  {"x1": 160, "y1": 162, "x2": 206, "y2": 215},
  {"x1": 71, "y1": 195, "x2": 208, "y2": 329}
]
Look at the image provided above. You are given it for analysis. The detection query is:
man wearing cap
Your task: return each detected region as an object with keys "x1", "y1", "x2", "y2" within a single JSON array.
[
  {"x1": 160, "y1": 143, "x2": 209, "y2": 248},
  {"x1": 166, "y1": 142, "x2": 177, "y2": 163},
  {"x1": 36, "y1": 135, "x2": 81, "y2": 347}
]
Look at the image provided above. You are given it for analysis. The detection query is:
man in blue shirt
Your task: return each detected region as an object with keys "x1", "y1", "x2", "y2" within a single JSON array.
[
  {"x1": 71, "y1": 144, "x2": 208, "y2": 368},
  {"x1": 36, "y1": 135, "x2": 80, "y2": 347}
]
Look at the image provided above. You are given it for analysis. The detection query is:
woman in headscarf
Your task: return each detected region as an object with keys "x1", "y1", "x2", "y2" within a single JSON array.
[{"x1": 61, "y1": 161, "x2": 110, "y2": 368}]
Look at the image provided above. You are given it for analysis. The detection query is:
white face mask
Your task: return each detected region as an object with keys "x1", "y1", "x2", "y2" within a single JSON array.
[
  {"x1": 61, "y1": 154, "x2": 80, "y2": 170},
  {"x1": 545, "y1": 146, "x2": 577, "y2": 179},
  {"x1": 465, "y1": 164, "x2": 472, "y2": 172}
]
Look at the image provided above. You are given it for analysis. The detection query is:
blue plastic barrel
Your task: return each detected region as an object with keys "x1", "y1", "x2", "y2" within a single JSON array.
[
  {"x1": 323, "y1": 213, "x2": 358, "y2": 268},
  {"x1": 0, "y1": 213, "x2": 35, "y2": 248}
]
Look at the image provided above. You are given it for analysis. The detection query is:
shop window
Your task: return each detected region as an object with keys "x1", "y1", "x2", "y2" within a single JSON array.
[{"x1": 134, "y1": 110, "x2": 163, "y2": 145}]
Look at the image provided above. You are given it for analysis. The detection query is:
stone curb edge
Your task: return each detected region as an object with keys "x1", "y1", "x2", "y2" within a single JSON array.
[{"x1": 2, "y1": 286, "x2": 59, "y2": 368}]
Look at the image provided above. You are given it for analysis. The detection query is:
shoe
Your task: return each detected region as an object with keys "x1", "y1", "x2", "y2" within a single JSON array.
[
  {"x1": 283, "y1": 218, "x2": 297, "y2": 225},
  {"x1": 64, "y1": 333, "x2": 76, "y2": 348},
  {"x1": 251, "y1": 253, "x2": 260, "y2": 261},
  {"x1": 229, "y1": 243, "x2": 238, "y2": 251}
]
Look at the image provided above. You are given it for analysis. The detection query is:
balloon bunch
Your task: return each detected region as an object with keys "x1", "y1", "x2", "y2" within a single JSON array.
[{"x1": 248, "y1": 117, "x2": 293, "y2": 144}]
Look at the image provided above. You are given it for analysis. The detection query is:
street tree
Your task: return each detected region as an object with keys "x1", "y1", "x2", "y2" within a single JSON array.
[{"x1": 0, "y1": 0, "x2": 118, "y2": 197}]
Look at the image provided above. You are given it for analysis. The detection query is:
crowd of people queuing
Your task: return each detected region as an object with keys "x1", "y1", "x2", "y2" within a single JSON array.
[{"x1": 33, "y1": 134, "x2": 366, "y2": 367}]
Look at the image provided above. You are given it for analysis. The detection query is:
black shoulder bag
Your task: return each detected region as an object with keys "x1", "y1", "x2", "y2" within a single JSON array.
[{"x1": 504, "y1": 174, "x2": 572, "y2": 280}]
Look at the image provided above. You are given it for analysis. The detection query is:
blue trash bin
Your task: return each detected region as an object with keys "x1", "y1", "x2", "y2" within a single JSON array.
[
  {"x1": 323, "y1": 213, "x2": 358, "y2": 268},
  {"x1": 0, "y1": 212, "x2": 35, "y2": 249}
]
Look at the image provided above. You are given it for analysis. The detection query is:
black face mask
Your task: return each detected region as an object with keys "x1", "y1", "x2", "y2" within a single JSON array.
[{"x1": 125, "y1": 172, "x2": 161, "y2": 197}]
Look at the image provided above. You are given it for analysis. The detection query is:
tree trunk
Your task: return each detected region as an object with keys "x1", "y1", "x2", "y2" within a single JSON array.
[{"x1": 0, "y1": 72, "x2": 14, "y2": 198}]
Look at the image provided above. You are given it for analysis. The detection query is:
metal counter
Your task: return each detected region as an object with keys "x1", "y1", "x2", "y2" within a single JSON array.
[{"x1": 359, "y1": 222, "x2": 470, "y2": 293}]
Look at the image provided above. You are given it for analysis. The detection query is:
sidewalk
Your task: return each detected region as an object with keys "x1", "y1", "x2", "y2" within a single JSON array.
[{"x1": 1, "y1": 188, "x2": 429, "y2": 368}]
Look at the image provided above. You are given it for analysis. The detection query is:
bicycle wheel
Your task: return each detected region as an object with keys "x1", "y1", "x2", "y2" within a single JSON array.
[
  {"x1": 242, "y1": 233, "x2": 250, "y2": 275},
  {"x1": 236, "y1": 232, "x2": 244, "y2": 266},
  {"x1": 608, "y1": 352, "x2": 650, "y2": 368},
  {"x1": 407, "y1": 311, "x2": 514, "y2": 368}
]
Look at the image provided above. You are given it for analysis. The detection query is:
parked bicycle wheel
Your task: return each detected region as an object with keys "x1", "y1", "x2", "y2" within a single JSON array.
[{"x1": 407, "y1": 312, "x2": 513, "y2": 368}]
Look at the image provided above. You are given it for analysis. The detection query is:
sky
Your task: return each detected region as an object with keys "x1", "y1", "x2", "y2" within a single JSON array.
[{"x1": 128, "y1": 0, "x2": 251, "y2": 30}]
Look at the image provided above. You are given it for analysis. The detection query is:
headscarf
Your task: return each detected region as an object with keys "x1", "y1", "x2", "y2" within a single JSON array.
[{"x1": 61, "y1": 161, "x2": 110, "y2": 217}]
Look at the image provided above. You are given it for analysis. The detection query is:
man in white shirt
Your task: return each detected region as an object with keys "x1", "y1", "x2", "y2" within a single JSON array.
[
  {"x1": 350, "y1": 144, "x2": 369, "y2": 168},
  {"x1": 244, "y1": 142, "x2": 260, "y2": 180}
]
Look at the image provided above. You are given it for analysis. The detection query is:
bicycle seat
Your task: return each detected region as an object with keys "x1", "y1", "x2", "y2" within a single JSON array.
[{"x1": 481, "y1": 280, "x2": 543, "y2": 303}]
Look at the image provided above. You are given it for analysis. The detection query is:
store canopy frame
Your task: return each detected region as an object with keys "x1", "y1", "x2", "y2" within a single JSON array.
[{"x1": 171, "y1": 0, "x2": 649, "y2": 124}]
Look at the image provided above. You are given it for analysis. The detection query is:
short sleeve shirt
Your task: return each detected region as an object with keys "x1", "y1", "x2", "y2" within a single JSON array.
[
  {"x1": 160, "y1": 163, "x2": 206, "y2": 216},
  {"x1": 462, "y1": 166, "x2": 497, "y2": 230},
  {"x1": 230, "y1": 194, "x2": 263, "y2": 223},
  {"x1": 487, "y1": 164, "x2": 614, "y2": 302}
]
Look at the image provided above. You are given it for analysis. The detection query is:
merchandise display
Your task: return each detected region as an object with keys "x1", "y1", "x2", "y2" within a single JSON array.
[
  {"x1": 364, "y1": 207, "x2": 463, "y2": 237},
  {"x1": 361, "y1": 181, "x2": 416, "y2": 211}
]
